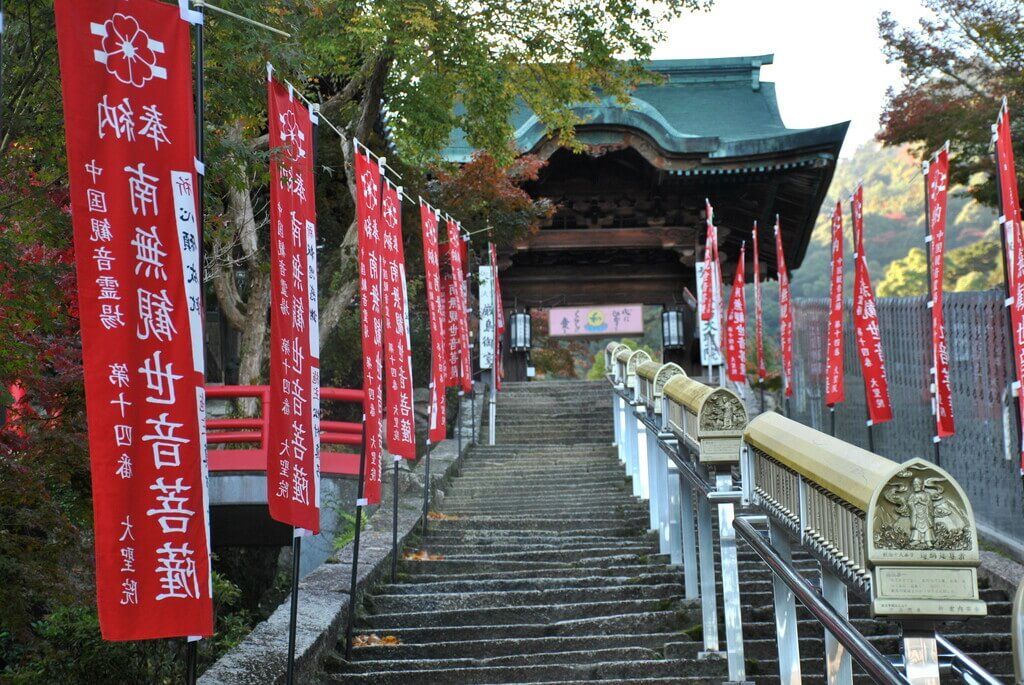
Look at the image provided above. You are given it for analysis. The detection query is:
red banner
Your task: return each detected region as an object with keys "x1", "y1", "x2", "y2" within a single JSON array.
[
  {"x1": 267, "y1": 77, "x2": 321, "y2": 531},
  {"x1": 725, "y1": 245, "x2": 747, "y2": 383},
  {"x1": 996, "y1": 101, "x2": 1024, "y2": 470},
  {"x1": 701, "y1": 200, "x2": 717, "y2": 322},
  {"x1": 925, "y1": 148, "x2": 955, "y2": 438},
  {"x1": 851, "y1": 185, "x2": 893, "y2": 425},
  {"x1": 442, "y1": 273, "x2": 461, "y2": 386},
  {"x1": 825, "y1": 202, "x2": 846, "y2": 407},
  {"x1": 774, "y1": 217, "x2": 794, "y2": 397},
  {"x1": 55, "y1": 0, "x2": 212, "y2": 640},
  {"x1": 380, "y1": 181, "x2": 416, "y2": 459},
  {"x1": 446, "y1": 219, "x2": 472, "y2": 393},
  {"x1": 355, "y1": 149, "x2": 383, "y2": 504},
  {"x1": 420, "y1": 202, "x2": 447, "y2": 443},
  {"x1": 752, "y1": 222, "x2": 766, "y2": 381}
]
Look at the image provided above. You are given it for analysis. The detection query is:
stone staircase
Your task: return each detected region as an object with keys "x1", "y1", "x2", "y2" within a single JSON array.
[{"x1": 324, "y1": 379, "x2": 1015, "y2": 684}]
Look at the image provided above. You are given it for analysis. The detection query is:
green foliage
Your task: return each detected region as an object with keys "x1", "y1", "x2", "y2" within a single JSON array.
[
  {"x1": 878, "y1": 0, "x2": 1024, "y2": 208},
  {"x1": 332, "y1": 512, "x2": 364, "y2": 551},
  {"x1": 792, "y1": 142, "x2": 999, "y2": 300},
  {"x1": 877, "y1": 239, "x2": 1004, "y2": 297}
]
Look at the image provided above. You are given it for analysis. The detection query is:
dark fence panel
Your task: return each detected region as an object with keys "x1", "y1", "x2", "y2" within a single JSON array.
[{"x1": 790, "y1": 290, "x2": 1024, "y2": 556}]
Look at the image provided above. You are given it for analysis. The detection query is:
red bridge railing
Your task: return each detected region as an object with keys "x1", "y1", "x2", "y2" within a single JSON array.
[{"x1": 206, "y1": 385, "x2": 364, "y2": 477}]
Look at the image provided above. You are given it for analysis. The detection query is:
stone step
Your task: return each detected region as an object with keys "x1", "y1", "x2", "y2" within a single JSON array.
[
  {"x1": 420, "y1": 516, "x2": 649, "y2": 531},
  {"x1": 327, "y1": 657, "x2": 726, "y2": 684},
  {"x1": 357, "y1": 596, "x2": 692, "y2": 629},
  {"x1": 398, "y1": 553, "x2": 670, "y2": 576},
  {"x1": 442, "y1": 489, "x2": 635, "y2": 504},
  {"x1": 419, "y1": 530, "x2": 654, "y2": 545},
  {"x1": 417, "y1": 540, "x2": 658, "y2": 555},
  {"x1": 346, "y1": 646, "x2": 669, "y2": 671},
  {"x1": 365, "y1": 583, "x2": 683, "y2": 613},
  {"x1": 348, "y1": 632, "x2": 684, "y2": 661},
  {"x1": 398, "y1": 562, "x2": 679, "y2": 583},
  {"x1": 375, "y1": 572, "x2": 683, "y2": 595},
  {"x1": 351, "y1": 609, "x2": 691, "y2": 643}
]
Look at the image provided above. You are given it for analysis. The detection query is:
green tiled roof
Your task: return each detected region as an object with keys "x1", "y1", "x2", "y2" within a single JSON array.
[{"x1": 441, "y1": 54, "x2": 848, "y2": 163}]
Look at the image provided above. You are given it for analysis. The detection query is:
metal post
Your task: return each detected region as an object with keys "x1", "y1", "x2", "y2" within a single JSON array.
[
  {"x1": 636, "y1": 413, "x2": 649, "y2": 500},
  {"x1": 759, "y1": 379, "x2": 765, "y2": 414},
  {"x1": 679, "y1": 477, "x2": 699, "y2": 599},
  {"x1": 457, "y1": 390, "x2": 463, "y2": 454},
  {"x1": 285, "y1": 532, "x2": 302, "y2": 684},
  {"x1": 645, "y1": 428, "x2": 660, "y2": 530},
  {"x1": 902, "y1": 631, "x2": 940, "y2": 685},
  {"x1": 619, "y1": 397, "x2": 630, "y2": 468},
  {"x1": 656, "y1": 439, "x2": 671, "y2": 554},
  {"x1": 866, "y1": 421, "x2": 876, "y2": 453},
  {"x1": 715, "y1": 472, "x2": 747, "y2": 684},
  {"x1": 344, "y1": 412, "x2": 370, "y2": 661},
  {"x1": 829, "y1": 405, "x2": 836, "y2": 437},
  {"x1": 993, "y1": 135, "x2": 1023, "y2": 471},
  {"x1": 666, "y1": 461, "x2": 682, "y2": 563},
  {"x1": 612, "y1": 394, "x2": 620, "y2": 448},
  {"x1": 922, "y1": 157, "x2": 943, "y2": 469},
  {"x1": 185, "y1": 640, "x2": 198, "y2": 685},
  {"x1": 391, "y1": 456, "x2": 400, "y2": 582},
  {"x1": 821, "y1": 567, "x2": 853, "y2": 685},
  {"x1": 768, "y1": 519, "x2": 802, "y2": 684},
  {"x1": 470, "y1": 389, "x2": 476, "y2": 445},
  {"x1": 187, "y1": 9, "x2": 206, "y2": 682},
  {"x1": 696, "y1": 486, "x2": 719, "y2": 655},
  {"x1": 488, "y1": 378, "x2": 496, "y2": 447}
]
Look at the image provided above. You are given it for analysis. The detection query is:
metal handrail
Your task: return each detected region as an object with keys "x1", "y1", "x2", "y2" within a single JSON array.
[
  {"x1": 733, "y1": 516, "x2": 909, "y2": 685},
  {"x1": 936, "y1": 634, "x2": 1004, "y2": 685}
]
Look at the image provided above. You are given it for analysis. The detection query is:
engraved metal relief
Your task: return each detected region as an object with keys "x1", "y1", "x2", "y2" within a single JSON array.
[
  {"x1": 700, "y1": 392, "x2": 746, "y2": 431},
  {"x1": 873, "y1": 463, "x2": 972, "y2": 551}
]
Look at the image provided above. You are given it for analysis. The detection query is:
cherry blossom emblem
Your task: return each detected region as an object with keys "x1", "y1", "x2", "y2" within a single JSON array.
[
  {"x1": 382, "y1": 193, "x2": 399, "y2": 229},
  {"x1": 91, "y1": 13, "x2": 167, "y2": 88},
  {"x1": 278, "y1": 110, "x2": 307, "y2": 163},
  {"x1": 361, "y1": 170, "x2": 379, "y2": 210}
]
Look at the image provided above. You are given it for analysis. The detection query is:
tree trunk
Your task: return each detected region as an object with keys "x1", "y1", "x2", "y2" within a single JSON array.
[{"x1": 318, "y1": 53, "x2": 392, "y2": 351}]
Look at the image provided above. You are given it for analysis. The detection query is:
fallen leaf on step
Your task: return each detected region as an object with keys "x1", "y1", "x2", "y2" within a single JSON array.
[
  {"x1": 353, "y1": 634, "x2": 402, "y2": 647},
  {"x1": 402, "y1": 549, "x2": 445, "y2": 561},
  {"x1": 427, "y1": 512, "x2": 461, "y2": 521}
]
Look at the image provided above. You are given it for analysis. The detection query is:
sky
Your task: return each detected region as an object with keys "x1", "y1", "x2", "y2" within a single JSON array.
[{"x1": 651, "y1": 0, "x2": 928, "y2": 157}]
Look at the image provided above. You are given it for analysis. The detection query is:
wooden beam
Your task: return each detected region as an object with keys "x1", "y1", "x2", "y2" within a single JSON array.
[{"x1": 513, "y1": 227, "x2": 694, "y2": 252}]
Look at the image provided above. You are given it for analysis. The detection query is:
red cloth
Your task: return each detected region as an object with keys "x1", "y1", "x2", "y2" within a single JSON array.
[
  {"x1": 419, "y1": 203, "x2": 447, "y2": 443},
  {"x1": 825, "y1": 202, "x2": 846, "y2": 407},
  {"x1": 925, "y1": 149, "x2": 955, "y2": 437},
  {"x1": 354, "y1": 149, "x2": 383, "y2": 504},
  {"x1": 379, "y1": 182, "x2": 416, "y2": 459},
  {"x1": 725, "y1": 245, "x2": 747, "y2": 384},
  {"x1": 851, "y1": 185, "x2": 893, "y2": 425},
  {"x1": 774, "y1": 218, "x2": 794, "y2": 398},
  {"x1": 55, "y1": 0, "x2": 212, "y2": 639},
  {"x1": 996, "y1": 102, "x2": 1024, "y2": 470},
  {"x1": 267, "y1": 76, "x2": 321, "y2": 531}
]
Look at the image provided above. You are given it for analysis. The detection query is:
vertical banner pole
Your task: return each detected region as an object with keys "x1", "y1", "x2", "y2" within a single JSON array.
[
  {"x1": 923, "y1": 159, "x2": 943, "y2": 467},
  {"x1": 187, "y1": 4, "x2": 206, "y2": 680},
  {"x1": 422, "y1": 362, "x2": 434, "y2": 537},
  {"x1": 829, "y1": 405, "x2": 836, "y2": 437},
  {"x1": 992, "y1": 112, "x2": 1024, "y2": 477},
  {"x1": 391, "y1": 455, "x2": 399, "y2": 582},
  {"x1": 758, "y1": 379, "x2": 765, "y2": 413},
  {"x1": 285, "y1": 531, "x2": 302, "y2": 684},
  {"x1": 185, "y1": 640, "x2": 198, "y2": 685},
  {"x1": 344, "y1": 420, "x2": 368, "y2": 661}
]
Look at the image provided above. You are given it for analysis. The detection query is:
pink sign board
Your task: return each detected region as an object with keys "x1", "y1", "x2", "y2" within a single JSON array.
[{"x1": 549, "y1": 305, "x2": 644, "y2": 337}]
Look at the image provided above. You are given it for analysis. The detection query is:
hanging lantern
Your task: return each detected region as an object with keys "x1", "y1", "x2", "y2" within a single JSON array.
[
  {"x1": 510, "y1": 310, "x2": 532, "y2": 351},
  {"x1": 662, "y1": 307, "x2": 685, "y2": 350}
]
